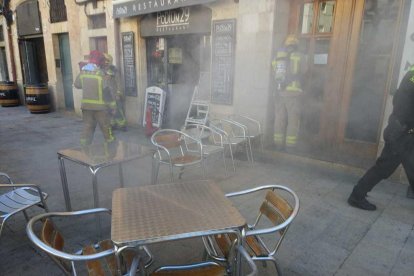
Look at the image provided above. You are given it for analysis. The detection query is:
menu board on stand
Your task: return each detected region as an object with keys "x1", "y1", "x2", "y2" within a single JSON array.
[{"x1": 143, "y1": 86, "x2": 166, "y2": 128}]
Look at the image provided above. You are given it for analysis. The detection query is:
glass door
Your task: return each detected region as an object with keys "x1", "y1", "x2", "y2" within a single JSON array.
[
  {"x1": 146, "y1": 35, "x2": 208, "y2": 129},
  {"x1": 293, "y1": 0, "x2": 336, "y2": 157}
]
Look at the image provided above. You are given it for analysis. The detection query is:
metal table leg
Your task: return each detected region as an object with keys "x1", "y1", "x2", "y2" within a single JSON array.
[
  {"x1": 90, "y1": 167, "x2": 102, "y2": 237},
  {"x1": 118, "y1": 163, "x2": 124, "y2": 188},
  {"x1": 58, "y1": 157, "x2": 72, "y2": 211}
]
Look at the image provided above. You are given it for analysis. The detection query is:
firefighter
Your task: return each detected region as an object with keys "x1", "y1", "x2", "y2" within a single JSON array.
[
  {"x1": 104, "y1": 53, "x2": 127, "y2": 131},
  {"x1": 272, "y1": 34, "x2": 304, "y2": 150},
  {"x1": 348, "y1": 65, "x2": 414, "y2": 210},
  {"x1": 74, "y1": 50, "x2": 116, "y2": 146}
]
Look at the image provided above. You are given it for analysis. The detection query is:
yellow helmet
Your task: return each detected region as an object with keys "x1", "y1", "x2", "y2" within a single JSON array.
[
  {"x1": 103, "y1": 53, "x2": 113, "y2": 65},
  {"x1": 284, "y1": 35, "x2": 299, "y2": 47}
]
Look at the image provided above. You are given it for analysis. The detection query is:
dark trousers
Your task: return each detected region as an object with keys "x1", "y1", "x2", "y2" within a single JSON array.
[{"x1": 353, "y1": 138, "x2": 414, "y2": 198}]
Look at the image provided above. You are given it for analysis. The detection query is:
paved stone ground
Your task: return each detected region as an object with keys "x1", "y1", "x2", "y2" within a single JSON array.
[{"x1": 0, "y1": 106, "x2": 413, "y2": 275}]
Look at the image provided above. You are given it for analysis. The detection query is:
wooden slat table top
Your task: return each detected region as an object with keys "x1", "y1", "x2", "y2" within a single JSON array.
[{"x1": 111, "y1": 180, "x2": 246, "y2": 246}]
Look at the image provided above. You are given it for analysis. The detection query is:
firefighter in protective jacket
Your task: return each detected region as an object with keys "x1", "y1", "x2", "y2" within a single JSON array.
[
  {"x1": 104, "y1": 53, "x2": 127, "y2": 131},
  {"x1": 74, "y1": 50, "x2": 116, "y2": 145},
  {"x1": 272, "y1": 34, "x2": 304, "y2": 150}
]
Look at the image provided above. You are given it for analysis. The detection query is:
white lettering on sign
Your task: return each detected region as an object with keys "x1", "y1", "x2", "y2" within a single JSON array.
[
  {"x1": 26, "y1": 96, "x2": 37, "y2": 102},
  {"x1": 215, "y1": 23, "x2": 232, "y2": 33},
  {"x1": 113, "y1": 0, "x2": 202, "y2": 18},
  {"x1": 115, "y1": 6, "x2": 128, "y2": 15},
  {"x1": 156, "y1": 7, "x2": 190, "y2": 31}
]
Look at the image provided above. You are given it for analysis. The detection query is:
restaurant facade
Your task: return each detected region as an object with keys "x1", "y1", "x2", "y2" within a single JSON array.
[{"x1": 0, "y1": 0, "x2": 413, "y2": 175}]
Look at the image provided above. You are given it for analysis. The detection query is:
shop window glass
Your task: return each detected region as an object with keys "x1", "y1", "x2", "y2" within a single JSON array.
[
  {"x1": 317, "y1": 1, "x2": 335, "y2": 33},
  {"x1": 345, "y1": 0, "x2": 400, "y2": 142},
  {"x1": 300, "y1": 3, "x2": 314, "y2": 34},
  {"x1": 146, "y1": 38, "x2": 167, "y2": 87}
]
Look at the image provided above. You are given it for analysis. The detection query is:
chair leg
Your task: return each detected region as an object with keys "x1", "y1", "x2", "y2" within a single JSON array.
[
  {"x1": 169, "y1": 165, "x2": 175, "y2": 182},
  {"x1": 201, "y1": 160, "x2": 206, "y2": 179},
  {"x1": 247, "y1": 138, "x2": 254, "y2": 163},
  {"x1": 227, "y1": 144, "x2": 236, "y2": 172},
  {"x1": 23, "y1": 210, "x2": 30, "y2": 222},
  {"x1": 152, "y1": 161, "x2": 160, "y2": 184},
  {"x1": 222, "y1": 151, "x2": 228, "y2": 176},
  {"x1": 270, "y1": 258, "x2": 282, "y2": 276}
]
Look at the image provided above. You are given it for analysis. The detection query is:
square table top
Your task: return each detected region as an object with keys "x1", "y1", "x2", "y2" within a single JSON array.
[
  {"x1": 111, "y1": 180, "x2": 246, "y2": 246},
  {"x1": 57, "y1": 141, "x2": 154, "y2": 168}
]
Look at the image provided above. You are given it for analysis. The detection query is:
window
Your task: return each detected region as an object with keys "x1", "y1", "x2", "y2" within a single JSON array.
[
  {"x1": 300, "y1": 1, "x2": 335, "y2": 35},
  {"x1": 0, "y1": 26, "x2": 4, "y2": 42},
  {"x1": 49, "y1": 0, "x2": 67, "y2": 23},
  {"x1": 88, "y1": 14, "x2": 106, "y2": 29}
]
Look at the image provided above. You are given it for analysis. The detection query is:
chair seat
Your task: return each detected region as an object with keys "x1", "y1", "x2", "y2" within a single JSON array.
[
  {"x1": 151, "y1": 264, "x2": 226, "y2": 276},
  {"x1": 0, "y1": 187, "x2": 48, "y2": 217},
  {"x1": 202, "y1": 145, "x2": 224, "y2": 156},
  {"x1": 170, "y1": 155, "x2": 201, "y2": 165}
]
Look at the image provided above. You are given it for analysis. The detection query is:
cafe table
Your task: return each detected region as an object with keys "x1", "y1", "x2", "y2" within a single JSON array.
[
  {"x1": 111, "y1": 180, "x2": 246, "y2": 274},
  {"x1": 58, "y1": 140, "x2": 154, "y2": 211}
]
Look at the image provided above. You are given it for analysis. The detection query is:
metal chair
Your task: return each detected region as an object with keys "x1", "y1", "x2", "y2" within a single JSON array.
[
  {"x1": 0, "y1": 172, "x2": 48, "y2": 240},
  {"x1": 26, "y1": 208, "x2": 152, "y2": 276},
  {"x1": 203, "y1": 185, "x2": 300, "y2": 275},
  {"x1": 228, "y1": 114, "x2": 264, "y2": 153},
  {"x1": 210, "y1": 118, "x2": 254, "y2": 170},
  {"x1": 150, "y1": 245, "x2": 257, "y2": 276},
  {"x1": 182, "y1": 123, "x2": 228, "y2": 175},
  {"x1": 151, "y1": 129, "x2": 205, "y2": 184}
]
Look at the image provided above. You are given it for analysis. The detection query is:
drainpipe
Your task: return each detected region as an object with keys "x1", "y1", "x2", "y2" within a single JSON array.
[{"x1": 2, "y1": 0, "x2": 17, "y2": 81}]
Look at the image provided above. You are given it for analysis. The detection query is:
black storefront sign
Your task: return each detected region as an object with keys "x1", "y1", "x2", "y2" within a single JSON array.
[
  {"x1": 113, "y1": 0, "x2": 217, "y2": 18},
  {"x1": 211, "y1": 19, "x2": 236, "y2": 105},
  {"x1": 122, "y1": 32, "x2": 137, "y2": 97},
  {"x1": 141, "y1": 5, "x2": 211, "y2": 37}
]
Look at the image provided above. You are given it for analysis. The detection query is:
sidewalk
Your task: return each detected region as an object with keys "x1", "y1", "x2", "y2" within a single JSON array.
[{"x1": 0, "y1": 106, "x2": 413, "y2": 275}]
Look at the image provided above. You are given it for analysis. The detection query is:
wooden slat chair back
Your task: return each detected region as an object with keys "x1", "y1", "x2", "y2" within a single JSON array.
[
  {"x1": 27, "y1": 209, "x2": 145, "y2": 276},
  {"x1": 204, "y1": 185, "x2": 299, "y2": 275},
  {"x1": 41, "y1": 218, "x2": 120, "y2": 276}
]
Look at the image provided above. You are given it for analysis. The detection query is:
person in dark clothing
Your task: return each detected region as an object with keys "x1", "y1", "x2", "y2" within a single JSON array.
[{"x1": 348, "y1": 66, "x2": 414, "y2": 210}]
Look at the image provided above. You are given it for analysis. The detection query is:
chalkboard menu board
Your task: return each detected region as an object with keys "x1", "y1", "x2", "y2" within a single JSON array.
[
  {"x1": 143, "y1": 86, "x2": 166, "y2": 128},
  {"x1": 211, "y1": 19, "x2": 236, "y2": 105},
  {"x1": 122, "y1": 32, "x2": 137, "y2": 97}
]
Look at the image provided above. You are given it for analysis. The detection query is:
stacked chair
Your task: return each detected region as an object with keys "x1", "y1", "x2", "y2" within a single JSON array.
[{"x1": 0, "y1": 172, "x2": 49, "y2": 240}]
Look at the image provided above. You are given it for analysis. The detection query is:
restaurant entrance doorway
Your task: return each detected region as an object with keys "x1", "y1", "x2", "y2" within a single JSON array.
[{"x1": 146, "y1": 34, "x2": 210, "y2": 129}]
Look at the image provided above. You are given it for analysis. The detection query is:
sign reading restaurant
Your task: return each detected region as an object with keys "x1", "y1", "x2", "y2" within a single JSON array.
[{"x1": 113, "y1": 0, "x2": 217, "y2": 18}]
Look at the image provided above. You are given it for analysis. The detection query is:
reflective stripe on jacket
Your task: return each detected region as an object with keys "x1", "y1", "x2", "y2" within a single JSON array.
[{"x1": 75, "y1": 68, "x2": 115, "y2": 111}]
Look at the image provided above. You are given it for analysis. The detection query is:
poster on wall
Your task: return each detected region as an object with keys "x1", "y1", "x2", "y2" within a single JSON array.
[
  {"x1": 122, "y1": 32, "x2": 137, "y2": 97},
  {"x1": 211, "y1": 19, "x2": 236, "y2": 105}
]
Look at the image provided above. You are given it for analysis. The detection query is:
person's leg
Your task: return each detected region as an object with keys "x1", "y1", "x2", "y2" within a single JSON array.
[
  {"x1": 285, "y1": 96, "x2": 301, "y2": 149},
  {"x1": 274, "y1": 97, "x2": 287, "y2": 149},
  {"x1": 96, "y1": 110, "x2": 115, "y2": 143},
  {"x1": 348, "y1": 143, "x2": 401, "y2": 210},
  {"x1": 80, "y1": 110, "x2": 97, "y2": 145},
  {"x1": 401, "y1": 145, "x2": 414, "y2": 198}
]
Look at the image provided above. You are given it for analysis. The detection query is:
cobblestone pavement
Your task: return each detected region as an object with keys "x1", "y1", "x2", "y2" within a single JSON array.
[{"x1": 1, "y1": 106, "x2": 413, "y2": 275}]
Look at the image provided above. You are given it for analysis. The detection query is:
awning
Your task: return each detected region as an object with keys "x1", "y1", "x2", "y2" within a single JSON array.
[{"x1": 113, "y1": 0, "x2": 217, "y2": 18}]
